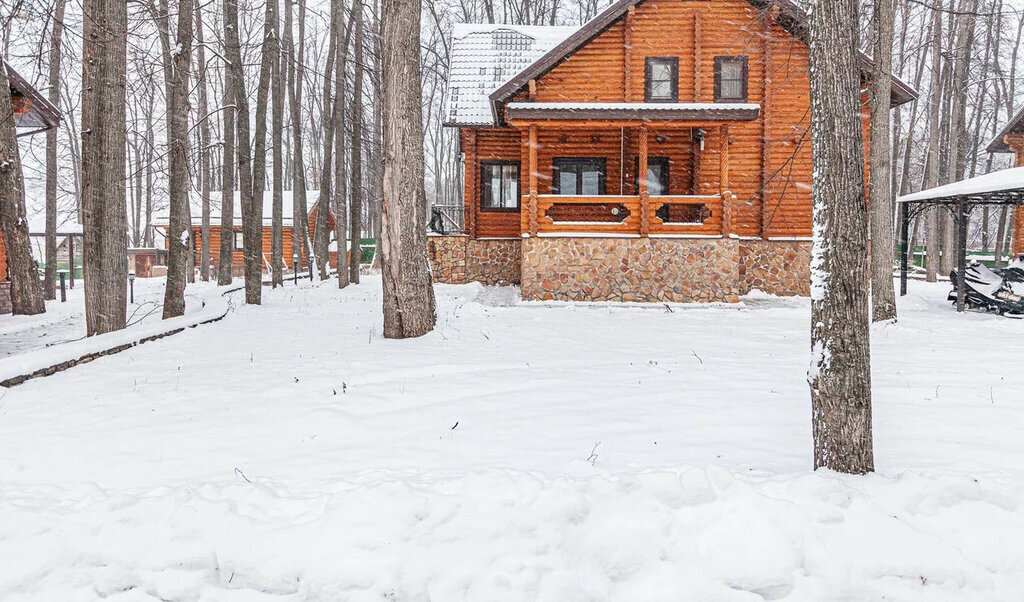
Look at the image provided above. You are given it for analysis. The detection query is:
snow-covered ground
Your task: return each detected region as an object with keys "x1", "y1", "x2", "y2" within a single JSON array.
[
  {"x1": 1, "y1": 276, "x2": 1022, "y2": 600},
  {"x1": 0, "y1": 278, "x2": 208, "y2": 357}
]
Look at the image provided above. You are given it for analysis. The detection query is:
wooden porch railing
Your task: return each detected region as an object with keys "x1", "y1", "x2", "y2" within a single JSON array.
[{"x1": 521, "y1": 192, "x2": 734, "y2": 237}]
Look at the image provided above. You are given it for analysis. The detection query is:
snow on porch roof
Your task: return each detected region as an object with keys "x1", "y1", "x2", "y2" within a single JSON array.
[
  {"x1": 4, "y1": 60, "x2": 61, "y2": 136},
  {"x1": 444, "y1": 23, "x2": 578, "y2": 126},
  {"x1": 897, "y1": 166, "x2": 1024, "y2": 205},
  {"x1": 505, "y1": 101, "x2": 761, "y2": 121}
]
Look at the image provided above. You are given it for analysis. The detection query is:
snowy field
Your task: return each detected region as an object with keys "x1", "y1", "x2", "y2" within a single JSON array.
[
  {"x1": 1, "y1": 276, "x2": 1023, "y2": 601},
  {"x1": 0, "y1": 278, "x2": 209, "y2": 357}
]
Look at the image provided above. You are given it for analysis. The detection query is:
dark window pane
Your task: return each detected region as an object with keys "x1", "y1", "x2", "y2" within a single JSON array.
[{"x1": 648, "y1": 164, "x2": 666, "y2": 196}]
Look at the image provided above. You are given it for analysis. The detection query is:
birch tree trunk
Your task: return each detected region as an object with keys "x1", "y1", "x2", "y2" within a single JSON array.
[
  {"x1": 869, "y1": 0, "x2": 896, "y2": 322},
  {"x1": 0, "y1": 67, "x2": 45, "y2": 315},
  {"x1": 82, "y1": 0, "x2": 128, "y2": 333},
  {"x1": 163, "y1": 0, "x2": 196, "y2": 319},
  {"x1": 807, "y1": 0, "x2": 873, "y2": 474},
  {"x1": 924, "y1": 1, "x2": 942, "y2": 283},
  {"x1": 271, "y1": 0, "x2": 285, "y2": 288},
  {"x1": 225, "y1": 0, "x2": 260, "y2": 304},
  {"x1": 381, "y1": 0, "x2": 436, "y2": 338},
  {"x1": 349, "y1": 0, "x2": 364, "y2": 284},
  {"x1": 218, "y1": 84, "x2": 236, "y2": 285},
  {"x1": 196, "y1": 2, "x2": 212, "y2": 282},
  {"x1": 44, "y1": 0, "x2": 67, "y2": 300}
]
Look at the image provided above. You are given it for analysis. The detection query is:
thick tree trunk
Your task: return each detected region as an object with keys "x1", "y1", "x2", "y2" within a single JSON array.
[
  {"x1": 44, "y1": 0, "x2": 67, "y2": 301},
  {"x1": 924, "y1": 2, "x2": 942, "y2": 283},
  {"x1": 81, "y1": 0, "x2": 128, "y2": 333},
  {"x1": 0, "y1": 69, "x2": 46, "y2": 315},
  {"x1": 869, "y1": 0, "x2": 896, "y2": 323},
  {"x1": 218, "y1": 84, "x2": 236, "y2": 285},
  {"x1": 285, "y1": 0, "x2": 310, "y2": 272},
  {"x1": 349, "y1": 0, "x2": 364, "y2": 284},
  {"x1": 271, "y1": 0, "x2": 285, "y2": 288},
  {"x1": 225, "y1": 0, "x2": 260, "y2": 304},
  {"x1": 249, "y1": 0, "x2": 277, "y2": 298},
  {"x1": 196, "y1": 2, "x2": 212, "y2": 282},
  {"x1": 334, "y1": 0, "x2": 351, "y2": 289},
  {"x1": 807, "y1": 0, "x2": 873, "y2": 474},
  {"x1": 381, "y1": 0, "x2": 436, "y2": 338},
  {"x1": 163, "y1": 0, "x2": 196, "y2": 319}
]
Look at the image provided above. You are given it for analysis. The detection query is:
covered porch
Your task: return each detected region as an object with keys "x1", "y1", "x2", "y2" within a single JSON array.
[{"x1": 507, "y1": 102, "x2": 760, "y2": 239}]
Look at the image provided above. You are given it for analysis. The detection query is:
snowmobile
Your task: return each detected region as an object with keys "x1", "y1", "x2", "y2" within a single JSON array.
[{"x1": 948, "y1": 261, "x2": 1024, "y2": 317}]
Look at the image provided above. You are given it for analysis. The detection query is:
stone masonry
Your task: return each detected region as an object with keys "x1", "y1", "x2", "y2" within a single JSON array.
[
  {"x1": 521, "y1": 237, "x2": 744, "y2": 303},
  {"x1": 428, "y1": 234, "x2": 811, "y2": 302},
  {"x1": 428, "y1": 236, "x2": 521, "y2": 286}
]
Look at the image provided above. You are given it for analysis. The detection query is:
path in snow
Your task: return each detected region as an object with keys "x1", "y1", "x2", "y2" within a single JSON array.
[{"x1": 0, "y1": 276, "x2": 1022, "y2": 600}]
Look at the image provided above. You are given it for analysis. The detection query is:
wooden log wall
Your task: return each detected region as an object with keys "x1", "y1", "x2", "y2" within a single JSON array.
[{"x1": 0, "y1": 232, "x2": 7, "y2": 282}]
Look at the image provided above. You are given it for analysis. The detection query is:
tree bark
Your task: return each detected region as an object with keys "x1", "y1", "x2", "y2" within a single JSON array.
[
  {"x1": 271, "y1": 0, "x2": 285, "y2": 288},
  {"x1": 334, "y1": 0, "x2": 352, "y2": 289},
  {"x1": 314, "y1": 2, "x2": 338, "y2": 280},
  {"x1": 924, "y1": 1, "x2": 942, "y2": 283},
  {"x1": 869, "y1": 0, "x2": 896, "y2": 323},
  {"x1": 44, "y1": 0, "x2": 67, "y2": 300},
  {"x1": 0, "y1": 67, "x2": 46, "y2": 315},
  {"x1": 81, "y1": 0, "x2": 128, "y2": 333},
  {"x1": 250, "y1": 0, "x2": 277, "y2": 297},
  {"x1": 225, "y1": 0, "x2": 260, "y2": 304},
  {"x1": 285, "y1": 0, "x2": 310, "y2": 272},
  {"x1": 218, "y1": 84, "x2": 236, "y2": 285},
  {"x1": 196, "y1": 2, "x2": 212, "y2": 282},
  {"x1": 349, "y1": 0, "x2": 364, "y2": 284},
  {"x1": 381, "y1": 0, "x2": 436, "y2": 338},
  {"x1": 163, "y1": 0, "x2": 196, "y2": 319},
  {"x1": 807, "y1": 0, "x2": 873, "y2": 474}
]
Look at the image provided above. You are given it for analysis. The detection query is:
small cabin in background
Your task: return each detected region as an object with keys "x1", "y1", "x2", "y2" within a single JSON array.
[
  {"x1": 987, "y1": 107, "x2": 1024, "y2": 255},
  {"x1": 2, "y1": 60, "x2": 62, "y2": 314},
  {"x1": 430, "y1": 0, "x2": 916, "y2": 302},
  {"x1": 153, "y1": 191, "x2": 338, "y2": 276}
]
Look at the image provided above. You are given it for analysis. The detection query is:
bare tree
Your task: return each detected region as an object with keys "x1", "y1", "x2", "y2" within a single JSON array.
[
  {"x1": 164, "y1": 0, "x2": 196, "y2": 319},
  {"x1": 196, "y1": 2, "x2": 213, "y2": 282},
  {"x1": 349, "y1": 0, "x2": 364, "y2": 284},
  {"x1": 924, "y1": 1, "x2": 942, "y2": 283},
  {"x1": 81, "y1": 0, "x2": 128, "y2": 334},
  {"x1": 0, "y1": 66, "x2": 45, "y2": 315},
  {"x1": 313, "y1": 0, "x2": 338, "y2": 280},
  {"x1": 381, "y1": 0, "x2": 436, "y2": 338},
  {"x1": 807, "y1": 0, "x2": 873, "y2": 473},
  {"x1": 869, "y1": 0, "x2": 897, "y2": 322},
  {"x1": 285, "y1": 0, "x2": 311, "y2": 272},
  {"x1": 334, "y1": 0, "x2": 352, "y2": 289},
  {"x1": 44, "y1": 0, "x2": 67, "y2": 300},
  {"x1": 272, "y1": 0, "x2": 285, "y2": 287},
  {"x1": 218, "y1": 83, "x2": 236, "y2": 285}
]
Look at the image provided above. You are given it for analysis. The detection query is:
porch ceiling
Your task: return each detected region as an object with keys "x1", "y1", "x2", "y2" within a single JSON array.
[{"x1": 505, "y1": 102, "x2": 761, "y2": 124}]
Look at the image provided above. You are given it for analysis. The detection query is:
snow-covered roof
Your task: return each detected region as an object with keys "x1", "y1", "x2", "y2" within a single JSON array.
[
  {"x1": 898, "y1": 167, "x2": 1024, "y2": 204},
  {"x1": 445, "y1": 23, "x2": 577, "y2": 126},
  {"x1": 27, "y1": 215, "x2": 83, "y2": 236},
  {"x1": 152, "y1": 190, "x2": 322, "y2": 227}
]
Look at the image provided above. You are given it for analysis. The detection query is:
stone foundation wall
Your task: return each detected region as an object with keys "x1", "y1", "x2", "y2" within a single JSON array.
[
  {"x1": 428, "y1": 236, "x2": 521, "y2": 286},
  {"x1": 738, "y1": 240, "x2": 812, "y2": 296},
  {"x1": 521, "y1": 237, "x2": 743, "y2": 303},
  {"x1": 0, "y1": 282, "x2": 11, "y2": 314}
]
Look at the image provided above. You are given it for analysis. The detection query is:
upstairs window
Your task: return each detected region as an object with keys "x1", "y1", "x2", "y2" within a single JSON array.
[
  {"x1": 645, "y1": 57, "x2": 678, "y2": 102},
  {"x1": 234, "y1": 231, "x2": 244, "y2": 251},
  {"x1": 714, "y1": 56, "x2": 748, "y2": 103},
  {"x1": 481, "y1": 161, "x2": 520, "y2": 210},
  {"x1": 553, "y1": 158, "x2": 606, "y2": 195}
]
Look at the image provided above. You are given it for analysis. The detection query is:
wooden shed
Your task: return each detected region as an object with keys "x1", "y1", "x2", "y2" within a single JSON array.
[{"x1": 430, "y1": 0, "x2": 916, "y2": 302}]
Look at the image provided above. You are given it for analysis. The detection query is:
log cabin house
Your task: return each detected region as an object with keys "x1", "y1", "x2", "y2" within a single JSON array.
[
  {"x1": 987, "y1": 107, "x2": 1024, "y2": 255},
  {"x1": 430, "y1": 0, "x2": 917, "y2": 302},
  {"x1": 1, "y1": 60, "x2": 62, "y2": 314},
  {"x1": 153, "y1": 191, "x2": 339, "y2": 276}
]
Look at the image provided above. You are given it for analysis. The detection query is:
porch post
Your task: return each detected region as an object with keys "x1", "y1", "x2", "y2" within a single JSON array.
[
  {"x1": 956, "y1": 200, "x2": 969, "y2": 313},
  {"x1": 898, "y1": 201, "x2": 909, "y2": 296},
  {"x1": 638, "y1": 125, "x2": 650, "y2": 237},
  {"x1": 719, "y1": 124, "x2": 732, "y2": 237},
  {"x1": 528, "y1": 124, "x2": 538, "y2": 238}
]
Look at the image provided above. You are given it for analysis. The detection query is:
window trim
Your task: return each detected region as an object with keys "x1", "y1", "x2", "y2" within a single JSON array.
[
  {"x1": 634, "y1": 156, "x2": 671, "y2": 196},
  {"x1": 644, "y1": 57, "x2": 679, "y2": 103},
  {"x1": 479, "y1": 160, "x2": 522, "y2": 212},
  {"x1": 233, "y1": 230, "x2": 244, "y2": 251},
  {"x1": 552, "y1": 157, "x2": 607, "y2": 196},
  {"x1": 714, "y1": 56, "x2": 749, "y2": 103}
]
